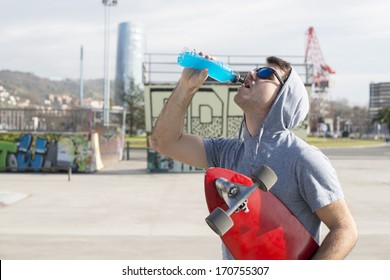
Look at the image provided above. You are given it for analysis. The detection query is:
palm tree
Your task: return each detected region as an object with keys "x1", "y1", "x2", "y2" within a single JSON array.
[{"x1": 372, "y1": 107, "x2": 390, "y2": 132}]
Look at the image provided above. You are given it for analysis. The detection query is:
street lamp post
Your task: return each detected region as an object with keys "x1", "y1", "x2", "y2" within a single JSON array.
[{"x1": 102, "y1": 0, "x2": 118, "y2": 126}]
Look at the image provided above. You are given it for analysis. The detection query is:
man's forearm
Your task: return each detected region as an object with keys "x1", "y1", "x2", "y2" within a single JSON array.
[
  {"x1": 311, "y1": 226, "x2": 358, "y2": 260},
  {"x1": 150, "y1": 80, "x2": 195, "y2": 154}
]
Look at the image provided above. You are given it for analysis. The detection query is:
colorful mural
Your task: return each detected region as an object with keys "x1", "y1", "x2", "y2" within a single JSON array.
[{"x1": 0, "y1": 132, "x2": 97, "y2": 172}]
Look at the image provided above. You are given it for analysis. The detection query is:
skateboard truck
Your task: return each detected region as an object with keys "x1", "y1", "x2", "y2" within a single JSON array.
[{"x1": 205, "y1": 165, "x2": 277, "y2": 236}]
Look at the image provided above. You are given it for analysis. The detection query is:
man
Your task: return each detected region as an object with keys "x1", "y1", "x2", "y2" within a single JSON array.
[{"x1": 151, "y1": 51, "x2": 358, "y2": 259}]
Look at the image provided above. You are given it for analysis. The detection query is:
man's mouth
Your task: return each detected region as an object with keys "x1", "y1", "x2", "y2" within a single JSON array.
[{"x1": 243, "y1": 80, "x2": 253, "y2": 89}]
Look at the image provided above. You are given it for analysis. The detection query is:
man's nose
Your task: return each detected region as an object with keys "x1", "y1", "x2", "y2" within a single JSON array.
[{"x1": 246, "y1": 70, "x2": 256, "y2": 80}]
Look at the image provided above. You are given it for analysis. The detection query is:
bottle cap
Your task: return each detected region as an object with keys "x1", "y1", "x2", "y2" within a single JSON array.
[{"x1": 232, "y1": 72, "x2": 244, "y2": 84}]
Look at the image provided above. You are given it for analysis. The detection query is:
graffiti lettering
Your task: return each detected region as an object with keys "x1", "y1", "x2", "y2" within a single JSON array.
[{"x1": 0, "y1": 140, "x2": 18, "y2": 167}]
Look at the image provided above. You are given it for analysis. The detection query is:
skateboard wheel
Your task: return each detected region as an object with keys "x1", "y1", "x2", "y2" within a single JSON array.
[
  {"x1": 205, "y1": 207, "x2": 234, "y2": 236},
  {"x1": 250, "y1": 165, "x2": 277, "y2": 192}
]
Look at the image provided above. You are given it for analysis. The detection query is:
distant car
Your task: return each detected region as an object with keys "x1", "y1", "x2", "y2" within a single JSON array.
[
  {"x1": 341, "y1": 131, "x2": 349, "y2": 138},
  {"x1": 325, "y1": 132, "x2": 335, "y2": 138}
]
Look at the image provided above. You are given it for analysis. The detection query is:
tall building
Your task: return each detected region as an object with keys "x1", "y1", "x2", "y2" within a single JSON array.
[
  {"x1": 115, "y1": 22, "x2": 145, "y2": 106},
  {"x1": 369, "y1": 82, "x2": 390, "y2": 118}
]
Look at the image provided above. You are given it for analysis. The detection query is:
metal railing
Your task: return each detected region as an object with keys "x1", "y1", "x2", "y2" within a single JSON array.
[
  {"x1": 0, "y1": 108, "x2": 125, "y2": 132},
  {"x1": 143, "y1": 53, "x2": 313, "y2": 85}
]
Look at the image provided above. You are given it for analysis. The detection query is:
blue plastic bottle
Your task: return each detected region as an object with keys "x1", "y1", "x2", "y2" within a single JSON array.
[{"x1": 177, "y1": 49, "x2": 244, "y2": 84}]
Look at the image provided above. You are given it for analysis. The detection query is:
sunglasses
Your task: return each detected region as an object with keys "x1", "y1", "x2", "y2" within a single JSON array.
[{"x1": 255, "y1": 67, "x2": 284, "y2": 86}]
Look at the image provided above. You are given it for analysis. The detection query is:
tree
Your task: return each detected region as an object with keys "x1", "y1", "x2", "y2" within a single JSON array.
[
  {"x1": 372, "y1": 106, "x2": 390, "y2": 132},
  {"x1": 351, "y1": 105, "x2": 370, "y2": 138},
  {"x1": 121, "y1": 78, "x2": 145, "y2": 136}
]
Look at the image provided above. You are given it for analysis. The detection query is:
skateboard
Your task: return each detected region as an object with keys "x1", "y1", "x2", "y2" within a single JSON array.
[{"x1": 204, "y1": 166, "x2": 319, "y2": 260}]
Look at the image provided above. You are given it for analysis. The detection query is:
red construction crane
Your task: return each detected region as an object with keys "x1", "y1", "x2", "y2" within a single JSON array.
[{"x1": 304, "y1": 26, "x2": 335, "y2": 90}]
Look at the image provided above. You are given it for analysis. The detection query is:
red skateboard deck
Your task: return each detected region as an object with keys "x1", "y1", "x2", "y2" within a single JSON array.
[{"x1": 204, "y1": 167, "x2": 319, "y2": 260}]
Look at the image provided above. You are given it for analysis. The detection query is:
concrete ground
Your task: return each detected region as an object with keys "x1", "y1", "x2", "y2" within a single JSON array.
[{"x1": 0, "y1": 147, "x2": 389, "y2": 260}]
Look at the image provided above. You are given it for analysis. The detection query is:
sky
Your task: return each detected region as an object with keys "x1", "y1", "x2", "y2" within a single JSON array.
[{"x1": 1, "y1": 0, "x2": 389, "y2": 106}]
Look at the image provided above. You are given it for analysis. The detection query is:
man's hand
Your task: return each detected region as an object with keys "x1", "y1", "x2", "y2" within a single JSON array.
[{"x1": 179, "y1": 51, "x2": 216, "y2": 94}]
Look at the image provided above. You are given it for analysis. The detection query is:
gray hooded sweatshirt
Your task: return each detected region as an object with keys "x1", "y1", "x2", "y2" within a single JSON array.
[{"x1": 203, "y1": 68, "x2": 344, "y2": 259}]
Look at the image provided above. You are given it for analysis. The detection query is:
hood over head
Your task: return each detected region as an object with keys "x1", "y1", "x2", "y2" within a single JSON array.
[{"x1": 262, "y1": 67, "x2": 309, "y2": 134}]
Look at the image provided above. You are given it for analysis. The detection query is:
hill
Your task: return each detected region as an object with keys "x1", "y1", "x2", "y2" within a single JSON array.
[{"x1": 0, "y1": 70, "x2": 106, "y2": 106}]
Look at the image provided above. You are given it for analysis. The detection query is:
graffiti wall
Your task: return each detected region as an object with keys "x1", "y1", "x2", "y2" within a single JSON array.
[
  {"x1": 144, "y1": 84, "x2": 241, "y2": 173},
  {"x1": 0, "y1": 132, "x2": 102, "y2": 172}
]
